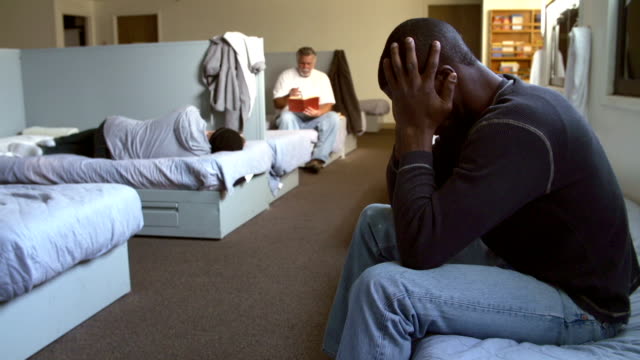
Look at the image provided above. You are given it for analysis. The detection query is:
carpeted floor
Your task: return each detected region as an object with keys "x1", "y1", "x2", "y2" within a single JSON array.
[{"x1": 30, "y1": 130, "x2": 394, "y2": 360}]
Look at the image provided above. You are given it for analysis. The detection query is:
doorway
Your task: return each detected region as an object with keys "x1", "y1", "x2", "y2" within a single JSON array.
[
  {"x1": 63, "y1": 15, "x2": 87, "y2": 47},
  {"x1": 428, "y1": 4, "x2": 482, "y2": 61},
  {"x1": 116, "y1": 14, "x2": 159, "y2": 44}
]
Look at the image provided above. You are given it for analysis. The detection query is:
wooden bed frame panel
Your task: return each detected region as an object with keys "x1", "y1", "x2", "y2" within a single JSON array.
[
  {"x1": 136, "y1": 173, "x2": 272, "y2": 239},
  {"x1": 271, "y1": 131, "x2": 357, "y2": 203},
  {"x1": 271, "y1": 169, "x2": 300, "y2": 202},
  {"x1": 0, "y1": 243, "x2": 131, "y2": 360},
  {"x1": 327, "y1": 132, "x2": 358, "y2": 164}
]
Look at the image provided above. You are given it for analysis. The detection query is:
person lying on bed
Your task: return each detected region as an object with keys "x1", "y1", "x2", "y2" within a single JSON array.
[
  {"x1": 322, "y1": 18, "x2": 639, "y2": 359},
  {"x1": 12, "y1": 106, "x2": 244, "y2": 159}
]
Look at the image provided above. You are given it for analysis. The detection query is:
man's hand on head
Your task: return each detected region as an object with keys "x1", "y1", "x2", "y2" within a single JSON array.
[{"x1": 383, "y1": 38, "x2": 457, "y2": 155}]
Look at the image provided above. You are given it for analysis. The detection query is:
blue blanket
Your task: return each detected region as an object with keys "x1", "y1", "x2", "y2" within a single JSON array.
[
  {"x1": 266, "y1": 130, "x2": 315, "y2": 195},
  {"x1": 0, "y1": 183, "x2": 143, "y2": 302},
  {"x1": 0, "y1": 140, "x2": 273, "y2": 193}
]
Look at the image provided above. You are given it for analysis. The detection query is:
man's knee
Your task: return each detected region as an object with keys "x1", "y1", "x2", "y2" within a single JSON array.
[
  {"x1": 277, "y1": 111, "x2": 298, "y2": 129},
  {"x1": 350, "y1": 262, "x2": 404, "y2": 300},
  {"x1": 317, "y1": 111, "x2": 339, "y2": 131},
  {"x1": 358, "y1": 204, "x2": 393, "y2": 230}
]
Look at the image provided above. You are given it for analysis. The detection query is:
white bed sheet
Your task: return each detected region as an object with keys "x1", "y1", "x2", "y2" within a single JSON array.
[
  {"x1": 0, "y1": 140, "x2": 273, "y2": 193},
  {"x1": 0, "y1": 183, "x2": 143, "y2": 302},
  {"x1": 0, "y1": 134, "x2": 54, "y2": 157}
]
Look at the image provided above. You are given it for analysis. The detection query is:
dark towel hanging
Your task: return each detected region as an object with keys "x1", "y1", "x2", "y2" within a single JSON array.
[{"x1": 328, "y1": 50, "x2": 364, "y2": 135}]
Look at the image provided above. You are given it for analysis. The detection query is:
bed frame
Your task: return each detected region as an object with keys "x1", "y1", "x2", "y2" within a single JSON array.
[
  {"x1": 138, "y1": 173, "x2": 272, "y2": 239},
  {"x1": 4, "y1": 42, "x2": 364, "y2": 241},
  {"x1": 270, "y1": 129, "x2": 357, "y2": 203},
  {"x1": 7, "y1": 41, "x2": 277, "y2": 240},
  {"x1": 1, "y1": 49, "x2": 136, "y2": 359},
  {"x1": 271, "y1": 169, "x2": 300, "y2": 202},
  {"x1": 0, "y1": 243, "x2": 131, "y2": 360}
]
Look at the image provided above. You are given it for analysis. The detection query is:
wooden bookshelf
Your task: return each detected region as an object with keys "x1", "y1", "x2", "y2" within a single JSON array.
[{"x1": 489, "y1": 9, "x2": 543, "y2": 82}]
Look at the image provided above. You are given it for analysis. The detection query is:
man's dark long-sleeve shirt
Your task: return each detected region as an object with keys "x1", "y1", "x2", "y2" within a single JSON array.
[{"x1": 387, "y1": 75, "x2": 640, "y2": 324}]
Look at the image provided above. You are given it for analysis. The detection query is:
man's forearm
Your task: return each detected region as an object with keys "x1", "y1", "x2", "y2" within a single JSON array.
[
  {"x1": 274, "y1": 96, "x2": 288, "y2": 110},
  {"x1": 391, "y1": 151, "x2": 442, "y2": 269},
  {"x1": 318, "y1": 103, "x2": 333, "y2": 116}
]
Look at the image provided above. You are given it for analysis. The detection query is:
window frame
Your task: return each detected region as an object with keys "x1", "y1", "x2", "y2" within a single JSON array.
[{"x1": 614, "y1": 0, "x2": 640, "y2": 97}]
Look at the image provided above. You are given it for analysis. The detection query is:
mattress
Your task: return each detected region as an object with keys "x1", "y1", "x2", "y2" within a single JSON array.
[
  {"x1": 0, "y1": 140, "x2": 273, "y2": 193},
  {"x1": 266, "y1": 130, "x2": 315, "y2": 194},
  {"x1": 266, "y1": 130, "x2": 316, "y2": 176},
  {"x1": 0, "y1": 183, "x2": 144, "y2": 302},
  {"x1": 411, "y1": 198, "x2": 640, "y2": 360}
]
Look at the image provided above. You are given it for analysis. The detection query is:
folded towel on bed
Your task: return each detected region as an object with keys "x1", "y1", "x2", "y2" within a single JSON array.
[
  {"x1": 7, "y1": 143, "x2": 43, "y2": 157},
  {"x1": 21, "y1": 126, "x2": 79, "y2": 137},
  {"x1": 0, "y1": 134, "x2": 54, "y2": 157}
]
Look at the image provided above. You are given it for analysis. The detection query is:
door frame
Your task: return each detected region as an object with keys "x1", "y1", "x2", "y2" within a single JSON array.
[
  {"x1": 56, "y1": 12, "x2": 94, "y2": 48},
  {"x1": 113, "y1": 12, "x2": 162, "y2": 45}
]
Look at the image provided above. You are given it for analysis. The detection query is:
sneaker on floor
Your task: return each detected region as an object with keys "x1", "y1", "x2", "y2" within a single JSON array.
[{"x1": 303, "y1": 159, "x2": 324, "y2": 174}]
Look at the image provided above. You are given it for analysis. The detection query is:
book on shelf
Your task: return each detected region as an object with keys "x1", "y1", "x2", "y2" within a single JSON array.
[
  {"x1": 501, "y1": 40, "x2": 515, "y2": 57},
  {"x1": 514, "y1": 41, "x2": 527, "y2": 57},
  {"x1": 501, "y1": 16, "x2": 511, "y2": 30},
  {"x1": 511, "y1": 14, "x2": 524, "y2": 30},
  {"x1": 502, "y1": 46, "x2": 515, "y2": 57},
  {"x1": 491, "y1": 42, "x2": 503, "y2": 57},
  {"x1": 288, "y1": 96, "x2": 319, "y2": 112},
  {"x1": 499, "y1": 61, "x2": 520, "y2": 74}
]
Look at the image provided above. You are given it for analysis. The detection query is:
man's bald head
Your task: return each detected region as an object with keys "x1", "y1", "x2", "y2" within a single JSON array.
[{"x1": 378, "y1": 18, "x2": 477, "y2": 92}]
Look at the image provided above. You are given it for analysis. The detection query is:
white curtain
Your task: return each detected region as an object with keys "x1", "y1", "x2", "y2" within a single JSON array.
[{"x1": 564, "y1": 26, "x2": 592, "y2": 121}]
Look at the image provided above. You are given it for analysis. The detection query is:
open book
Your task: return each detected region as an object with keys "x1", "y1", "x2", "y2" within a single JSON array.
[{"x1": 288, "y1": 96, "x2": 319, "y2": 112}]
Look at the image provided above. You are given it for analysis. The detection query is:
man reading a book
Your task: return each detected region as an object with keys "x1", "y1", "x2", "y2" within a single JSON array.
[{"x1": 272, "y1": 46, "x2": 340, "y2": 173}]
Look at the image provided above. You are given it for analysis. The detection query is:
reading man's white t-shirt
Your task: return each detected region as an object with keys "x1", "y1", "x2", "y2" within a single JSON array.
[{"x1": 272, "y1": 68, "x2": 336, "y2": 112}]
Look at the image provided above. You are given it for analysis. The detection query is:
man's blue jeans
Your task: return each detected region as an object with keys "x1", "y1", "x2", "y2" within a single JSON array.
[
  {"x1": 322, "y1": 204, "x2": 622, "y2": 359},
  {"x1": 276, "y1": 110, "x2": 338, "y2": 163}
]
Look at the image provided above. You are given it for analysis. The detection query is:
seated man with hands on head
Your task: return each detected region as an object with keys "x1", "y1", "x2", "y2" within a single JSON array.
[
  {"x1": 9, "y1": 106, "x2": 244, "y2": 159},
  {"x1": 322, "y1": 18, "x2": 639, "y2": 359},
  {"x1": 272, "y1": 46, "x2": 339, "y2": 173}
]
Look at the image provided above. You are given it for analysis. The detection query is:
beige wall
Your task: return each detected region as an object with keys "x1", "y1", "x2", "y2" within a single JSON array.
[
  {"x1": 90, "y1": 0, "x2": 424, "y2": 104},
  {"x1": 0, "y1": 0, "x2": 425, "y2": 102},
  {"x1": 423, "y1": 0, "x2": 483, "y2": 16},
  {"x1": 54, "y1": 0, "x2": 96, "y2": 47},
  {"x1": 0, "y1": 0, "x2": 487, "y2": 123},
  {"x1": 581, "y1": 0, "x2": 640, "y2": 202},
  {"x1": 0, "y1": 0, "x2": 57, "y2": 49}
]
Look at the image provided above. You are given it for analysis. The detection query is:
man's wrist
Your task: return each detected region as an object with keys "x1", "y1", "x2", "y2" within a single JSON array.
[{"x1": 396, "y1": 127, "x2": 435, "y2": 155}]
